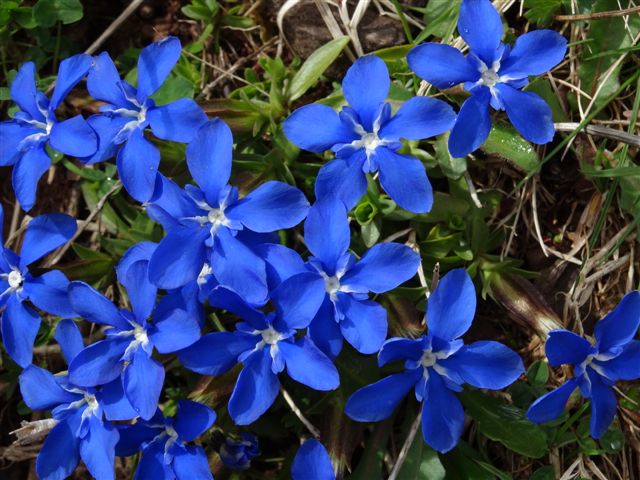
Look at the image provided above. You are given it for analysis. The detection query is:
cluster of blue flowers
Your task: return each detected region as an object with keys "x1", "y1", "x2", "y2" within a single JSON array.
[{"x1": 1, "y1": 1, "x2": 638, "y2": 479}]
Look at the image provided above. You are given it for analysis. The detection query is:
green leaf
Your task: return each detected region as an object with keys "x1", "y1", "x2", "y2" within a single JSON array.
[
  {"x1": 33, "y1": 0, "x2": 57, "y2": 27},
  {"x1": 415, "y1": 0, "x2": 461, "y2": 43},
  {"x1": 460, "y1": 390, "x2": 548, "y2": 458},
  {"x1": 435, "y1": 134, "x2": 467, "y2": 179},
  {"x1": 54, "y1": 0, "x2": 82, "y2": 24},
  {"x1": 396, "y1": 431, "x2": 446, "y2": 480},
  {"x1": 526, "y1": 361, "x2": 549, "y2": 387},
  {"x1": 151, "y1": 73, "x2": 194, "y2": 105},
  {"x1": 348, "y1": 421, "x2": 392, "y2": 480},
  {"x1": 361, "y1": 217, "x2": 382, "y2": 247},
  {"x1": 524, "y1": 0, "x2": 563, "y2": 26},
  {"x1": 482, "y1": 124, "x2": 540, "y2": 173},
  {"x1": 531, "y1": 466, "x2": 555, "y2": 480},
  {"x1": 287, "y1": 36, "x2": 350, "y2": 103}
]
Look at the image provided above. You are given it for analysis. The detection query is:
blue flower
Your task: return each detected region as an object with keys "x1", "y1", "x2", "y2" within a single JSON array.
[
  {"x1": 116, "y1": 400, "x2": 216, "y2": 480},
  {"x1": 407, "y1": 0, "x2": 566, "y2": 157},
  {"x1": 219, "y1": 431, "x2": 260, "y2": 470},
  {"x1": 344, "y1": 268, "x2": 524, "y2": 453},
  {"x1": 283, "y1": 55, "x2": 456, "y2": 213},
  {"x1": 178, "y1": 273, "x2": 339, "y2": 425},
  {"x1": 146, "y1": 118, "x2": 309, "y2": 305},
  {"x1": 259, "y1": 198, "x2": 420, "y2": 358},
  {"x1": 1, "y1": 208, "x2": 77, "y2": 367},
  {"x1": 83, "y1": 36, "x2": 208, "y2": 202},
  {"x1": 19, "y1": 319, "x2": 137, "y2": 480},
  {"x1": 67, "y1": 250, "x2": 201, "y2": 420},
  {"x1": 291, "y1": 439, "x2": 335, "y2": 480},
  {"x1": 0, "y1": 55, "x2": 97, "y2": 210},
  {"x1": 527, "y1": 291, "x2": 640, "y2": 439}
]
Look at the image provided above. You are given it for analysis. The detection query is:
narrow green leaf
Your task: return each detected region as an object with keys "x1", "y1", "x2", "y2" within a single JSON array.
[{"x1": 482, "y1": 125, "x2": 540, "y2": 173}]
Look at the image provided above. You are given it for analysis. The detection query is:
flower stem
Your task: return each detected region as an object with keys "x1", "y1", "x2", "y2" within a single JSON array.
[
  {"x1": 281, "y1": 387, "x2": 321, "y2": 438},
  {"x1": 388, "y1": 411, "x2": 421, "y2": 480}
]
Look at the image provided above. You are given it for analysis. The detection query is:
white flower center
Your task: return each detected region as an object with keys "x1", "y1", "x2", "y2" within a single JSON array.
[
  {"x1": 261, "y1": 327, "x2": 282, "y2": 345},
  {"x1": 361, "y1": 132, "x2": 383, "y2": 154},
  {"x1": 420, "y1": 349, "x2": 438, "y2": 368},
  {"x1": 480, "y1": 69, "x2": 500, "y2": 87},
  {"x1": 197, "y1": 263, "x2": 213, "y2": 286},
  {"x1": 208, "y1": 208, "x2": 226, "y2": 226},
  {"x1": 324, "y1": 275, "x2": 341, "y2": 296},
  {"x1": 8, "y1": 270, "x2": 24, "y2": 290},
  {"x1": 133, "y1": 325, "x2": 149, "y2": 345}
]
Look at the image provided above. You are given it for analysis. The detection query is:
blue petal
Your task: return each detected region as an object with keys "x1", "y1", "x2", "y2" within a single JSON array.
[
  {"x1": 226, "y1": 181, "x2": 309, "y2": 233},
  {"x1": 12, "y1": 145, "x2": 51, "y2": 211},
  {"x1": 283, "y1": 104, "x2": 355, "y2": 152},
  {"x1": 544, "y1": 330, "x2": 592, "y2": 367},
  {"x1": 36, "y1": 414, "x2": 81, "y2": 480},
  {"x1": 426, "y1": 268, "x2": 476, "y2": 341},
  {"x1": 256, "y1": 243, "x2": 307, "y2": 288},
  {"x1": 137, "y1": 36, "x2": 181, "y2": 102},
  {"x1": 440, "y1": 340, "x2": 523, "y2": 389},
  {"x1": 115, "y1": 422, "x2": 161, "y2": 457},
  {"x1": 376, "y1": 147, "x2": 433, "y2": 213},
  {"x1": 79, "y1": 415, "x2": 119, "y2": 480},
  {"x1": 341, "y1": 242, "x2": 419, "y2": 293},
  {"x1": 68, "y1": 281, "x2": 129, "y2": 330},
  {"x1": 314, "y1": 155, "x2": 368, "y2": 211},
  {"x1": 68, "y1": 338, "x2": 128, "y2": 387},
  {"x1": 304, "y1": 198, "x2": 350, "y2": 274},
  {"x1": 421, "y1": 373, "x2": 465, "y2": 453},
  {"x1": 49, "y1": 115, "x2": 98, "y2": 157},
  {"x1": 133, "y1": 442, "x2": 172, "y2": 480},
  {"x1": 99, "y1": 379, "x2": 139, "y2": 421},
  {"x1": 448, "y1": 87, "x2": 492, "y2": 158},
  {"x1": 81, "y1": 115, "x2": 128, "y2": 164},
  {"x1": 54, "y1": 319, "x2": 84, "y2": 364},
  {"x1": 211, "y1": 227, "x2": 269, "y2": 306},
  {"x1": 595, "y1": 340, "x2": 640, "y2": 381},
  {"x1": 291, "y1": 439, "x2": 335, "y2": 480},
  {"x1": 117, "y1": 128, "x2": 161, "y2": 202},
  {"x1": 594, "y1": 291, "x2": 640, "y2": 353},
  {"x1": 172, "y1": 445, "x2": 213, "y2": 480},
  {"x1": 458, "y1": 0, "x2": 503, "y2": 66},
  {"x1": 380, "y1": 96, "x2": 456, "y2": 141},
  {"x1": 148, "y1": 291, "x2": 201, "y2": 353},
  {"x1": 174, "y1": 400, "x2": 216, "y2": 441},
  {"x1": 19, "y1": 364, "x2": 78, "y2": 410},
  {"x1": 0, "y1": 121, "x2": 31, "y2": 166},
  {"x1": 308, "y1": 297, "x2": 343, "y2": 359},
  {"x1": 11, "y1": 62, "x2": 43, "y2": 121},
  {"x1": 207, "y1": 286, "x2": 267, "y2": 328},
  {"x1": 185, "y1": 118, "x2": 233, "y2": 204},
  {"x1": 87, "y1": 52, "x2": 130, "y2": 107},
  {"x1": 343, "y1": 56, "x2": 389, "y2": 131},
  {"x1": 23, "y1": 269, "x2": 75, "y2": 317},
  {"x1": 339, "y1": 297, "x2": 387, "y2": 354},
  {"x1": 228, "y1": 349, "x2": 280, "y2": 425},
  {"x1": 124, "y1": 347, "x2": 165, "y2": 420},
  {"x1": 527, "y1": 378, "x2": 578, "y2": 424},
  {"x1": 148, "y1": 227, "x2": 209, "y2": 289},
  {"x1": 496, "y1": 84, "x2": 554, "y2": 144},
  {"x1": 117, "y1": 260, "x2": 157, "y2": 323},
  {"x1": 20, "y1": 213, "x2": 76, "y2": 267},
  {"x1": 280, "y1": 337, "x2": 339, "y2": 390},
  {"x1": 345, "y1": 370, "x2": 421, "y2": 422},
  {"x1": 50, "y1": 54, "x2": 93, "y2": 110},
  {"x1": 500, "y1": 30, "x2": 567, "y2": 78},
  {"x1": 271, "y1": 272, "x2": 326, "y2": 329},
  {"x1": 118, "y1": 241, "x2": 156, "y2": 267},
  {"x1": 148, "y1": 98, "x2": 207, "y2": 143},
  {"x1": 1, "y1": 295, "x2": 40, "y2": 367},
  {"x1": 407, "y1": 43, "x2": 479, "y2": 89},
  {"x1": 587, "y1": 369, "x2": 617, "y2": 439},
  {"x1": 378, "y1": 337, "x2": 424, "y2": 367},
  {"x1": 179, "y1": 331, "x2": 257, "y2": 376}
]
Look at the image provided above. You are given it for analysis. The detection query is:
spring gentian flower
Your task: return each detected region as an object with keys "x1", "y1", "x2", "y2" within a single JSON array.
[
  {"x1": 84, "y1": 36, "x2": 207, "y2": 202},
  {"x1": 407, "y1": 0, "x2": 567, "y2": 157},
  {"x1": 19, "y1": 319, "x2": 137, "y2": 480},
  {"x1": 116, "y1": 400, "x2": 216, "y2": 480},
  {"x1": 178, "y1": 273, "x2": 339, "y2": 425},
  {"x1": 1, "y1": 209, "x2": 77, "y2": 367},
  {"x1": 345, "y1": 268, "x2": 524, "y2": 453},
  {"x1": 220, "y1": 432, "x2": 260, "y2": 470},
  {"x1": 146, "y1": 118, "x2": 309, "y2": 306},
  {"x1": 67, "y1": 251, "x2": 201, "y2": 420},
  {"x1": 283, "y1": 55, "x2": 456, "y2": 213},
  {"x1": 527, "y1": 291, "x2": 640, "y2": 438},
  {"x1": 292, "y1": 439, "x2": 335, "y2": 480},
  {"x1": 0, "y1": 55, "x2": 97, "y2": 210},
  {"x1": 259, "y1": 199, "x2": 420, "y2": 358}
]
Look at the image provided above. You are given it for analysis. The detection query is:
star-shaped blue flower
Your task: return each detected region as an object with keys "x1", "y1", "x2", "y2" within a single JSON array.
[
  {"x1": 283, "y1": 55, "x2": 456, "y2": 213},
  {"x1": 19, "y1": 319, "x2": 137, "y2": 480},
  {"x1": 407, "y1": 0, "x2": 567, "y2": 157},
  {"x1": 116, "y1": 400, "x2": 216, "y2": 480},
  {"x1": 0, "y1": 55, "x2": 97, "y2": 210},
  {"x1": 1, "y1": 207, "x2": 77, "y2": 367},
  {"x1": 527, "y1": 291, "x2": 640, "y2": 438},
  {"x1": 146, "y1": 118, "x2": 309, "y2": 306},
  {"x1": 220, "y1": 431, "x2": 260, "y2": 471},
  {"x1": 178, "y1": 272, "x2": 339, "y2": 425},
  {"x1": 345, "y1": 268, "x2": 524, "y2": 453},
  {"x1": 258, "y1": 198, "x2": 420, "y2": 358},
  {"x1": 83, "y1": 36, "x2": 208, "y2": 202}
]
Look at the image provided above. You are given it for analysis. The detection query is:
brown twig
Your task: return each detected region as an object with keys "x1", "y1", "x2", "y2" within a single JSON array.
[{"x1": 554, "y1": 6, "x2": 640, "y2": 21}]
